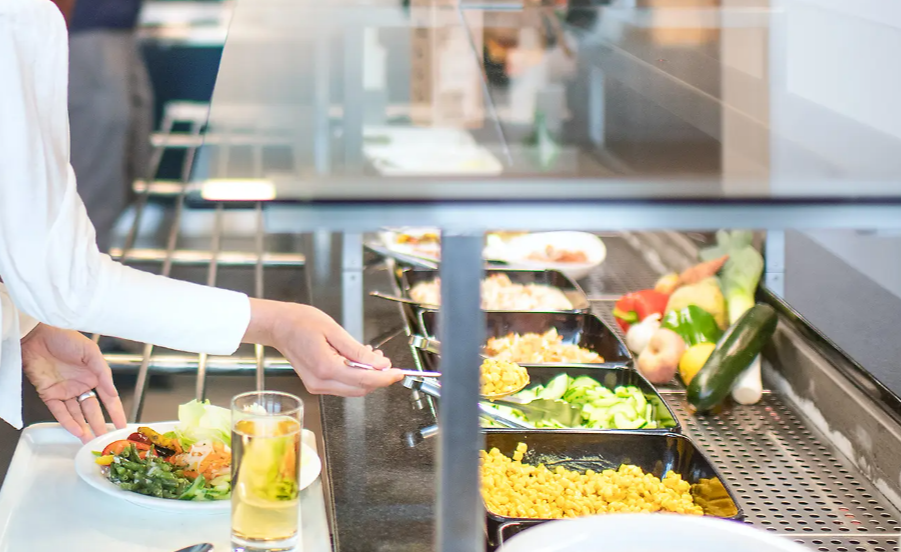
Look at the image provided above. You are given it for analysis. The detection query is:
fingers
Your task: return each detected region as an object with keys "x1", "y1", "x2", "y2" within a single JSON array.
[
  {"x1": 287, "y1": 340, "x2": 403, "y2": 397},
  {"x1": 64, "y1": 399, "x2": 91, "y2": 442},
  {"x1": 80, "y1": 396, "x2": 108, "y2": 439},
  {"x1": 86, "y1": 348, "x2": 127, "y2": 430},
  {"x1": 326, "y1": 326, "x2": 392, "y2": 369},
  {"x1": 46, "y1": 400, "x2": 83, "y2": 440}
]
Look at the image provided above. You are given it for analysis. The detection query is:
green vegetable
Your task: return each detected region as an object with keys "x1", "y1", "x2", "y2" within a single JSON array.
[
  {"x1": 699, "y1": 230, "x2": 764, "y2": 324},
  {"x1": 687, "y1": 304, "x2": 778, "y2": 411},
  {"x1": 482, "y1": 374, "x2": 676, "y2": 430},
  {"x1": 665, "y1": 278, "x2": 727, "y2": 330},
  {"x1": 175, "y1": 399, "x2": 231, "y2": 448},
  {"x1": 106, "y1": 444, "x2": 197, "y2": 500},
  {"x1": 538, "y1": 374, "x2": 569, "y2": 401},
  {"x1": 662, "y1": 305, "x2": 722, "y2": 347}
]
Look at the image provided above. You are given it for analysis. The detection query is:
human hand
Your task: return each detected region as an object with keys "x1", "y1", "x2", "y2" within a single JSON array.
[
  {"x1": 245, "y1": 300, "x2": 404, "y2": 396},
  {"x1": 21, "y1": 324, "x2": 127, "y2": 443}
]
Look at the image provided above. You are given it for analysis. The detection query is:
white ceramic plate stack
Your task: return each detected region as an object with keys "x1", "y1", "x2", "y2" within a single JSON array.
[{"x1": 74, "y1": 422, "x2": 321, "y2": 513}]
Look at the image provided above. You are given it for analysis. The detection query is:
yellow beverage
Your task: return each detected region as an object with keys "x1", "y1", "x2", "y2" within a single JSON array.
[{"x1": 231, "y1": 417, "x2": 301, "y2": 550}]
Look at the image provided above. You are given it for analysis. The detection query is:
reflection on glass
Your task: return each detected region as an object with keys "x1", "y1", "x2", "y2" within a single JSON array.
[{"x1": 197, "y1": 0, "x2": 901, "y2": 199}]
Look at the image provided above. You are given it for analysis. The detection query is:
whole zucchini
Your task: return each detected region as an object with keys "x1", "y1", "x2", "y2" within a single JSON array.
[{"x1": 687, "y1": 304, "x2": 778, "y2": 412}]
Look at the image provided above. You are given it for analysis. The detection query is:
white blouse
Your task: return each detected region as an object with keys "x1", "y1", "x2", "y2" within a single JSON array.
[{"x1": 0, "y1": 0, "x2": 252, "y2": 428}]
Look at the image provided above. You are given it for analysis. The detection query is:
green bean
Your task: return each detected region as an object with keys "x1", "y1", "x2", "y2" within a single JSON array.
[{"x1": 122, "y1": 461, "x2": 143, "y2": 471}]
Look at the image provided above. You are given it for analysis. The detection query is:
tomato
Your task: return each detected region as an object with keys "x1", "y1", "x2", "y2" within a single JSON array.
[
  {"x1": 127, "y1": 432, "x2": 152, "y2": 445},
  {"x1": 102, "y1": 440, "x2": 151, "y2": 457}
]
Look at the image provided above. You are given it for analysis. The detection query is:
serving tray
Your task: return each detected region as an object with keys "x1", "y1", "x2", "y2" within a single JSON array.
[{"x1": 0, "y1": 423, "x2": 329, "y2": 552}]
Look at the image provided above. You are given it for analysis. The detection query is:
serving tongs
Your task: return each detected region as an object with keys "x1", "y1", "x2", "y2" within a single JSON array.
[
  {"x1": 369, "y1": 291, "x2": 437, "y2": 308},
  {"x1": 409, "y1": 334, "x2": 490, "y2": 360},
  {"x1": 403, "y1": 377, "x2": 529, "y2": 430},
  {"x1": 345, "y1": 359, "x2": 441, "y2": 378},
  {"x1": 405, "y1": 376, "x2": 581, "y2": 427}
]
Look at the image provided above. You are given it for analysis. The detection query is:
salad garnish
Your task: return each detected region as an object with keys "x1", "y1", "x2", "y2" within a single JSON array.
[{"x1": 94, "y1": 400, "x2": 232, "y2": 501}]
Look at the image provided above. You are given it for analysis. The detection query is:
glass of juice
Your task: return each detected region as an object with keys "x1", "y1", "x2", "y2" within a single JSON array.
[{"x1": 231, "y1": 391, "x2": 304, "y2": 552}]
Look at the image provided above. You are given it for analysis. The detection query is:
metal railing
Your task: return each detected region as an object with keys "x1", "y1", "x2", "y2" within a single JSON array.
[{"x1": 101, "y1": 101, "x2": 304, "y2": 422}]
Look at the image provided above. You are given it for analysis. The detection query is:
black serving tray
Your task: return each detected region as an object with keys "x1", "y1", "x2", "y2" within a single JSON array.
[
  {"x1": 396, "y1": 267, "x2": 590, "y2": 331},
  {"x1": 411, "y1": 358, "x2": 680, "y2": 433},
  {"x1": 481, "y1": 430, "x2": 743, "y2": 548},
  {"x1": 489, "y1": 365, "x2": 680, "y2": 433},
  {"x1": 418, "y1": 310, "x2": 632, "y2": 367}
]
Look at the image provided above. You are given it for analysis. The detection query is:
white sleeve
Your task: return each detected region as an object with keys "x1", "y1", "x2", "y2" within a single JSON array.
[
  {"x1": 0, "y1": 284, "x2": 38, "y2": 430},
  {"x1": 0, "y1": 0, "x2": 251, "y2": 355}
]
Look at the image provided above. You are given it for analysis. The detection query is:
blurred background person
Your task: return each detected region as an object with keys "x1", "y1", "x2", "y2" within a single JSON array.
[{"x1": 65, "y1": 0, "x2": 151, "y2": 252}]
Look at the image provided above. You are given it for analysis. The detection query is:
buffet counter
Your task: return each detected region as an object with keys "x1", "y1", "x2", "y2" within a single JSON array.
[{"x1": 316, "y1": 235, "x2": 901, "y2": 551}]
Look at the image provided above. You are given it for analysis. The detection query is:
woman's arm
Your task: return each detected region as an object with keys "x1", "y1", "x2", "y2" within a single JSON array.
[
  {"x1": 0, "y1": 0, "x2": 250, "y2": 356},
  {"x1": 0, "y1": 1, "x2": 402, "y2": 401}
]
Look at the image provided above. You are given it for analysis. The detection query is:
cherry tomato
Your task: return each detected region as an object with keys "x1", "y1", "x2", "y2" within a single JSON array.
[{"x1": 102, "y1": 440, "x2": 151, "y2": 457}]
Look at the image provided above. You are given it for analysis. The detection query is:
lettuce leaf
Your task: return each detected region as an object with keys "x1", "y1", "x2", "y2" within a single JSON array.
[{"x1": 176, "y1": 399, "x2": 231, "y2": 448}]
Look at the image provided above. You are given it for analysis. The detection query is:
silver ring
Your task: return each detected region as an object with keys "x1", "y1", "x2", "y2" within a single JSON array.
[{"x1": 76, "y1": 390, "x2": 97, "y2": 403}]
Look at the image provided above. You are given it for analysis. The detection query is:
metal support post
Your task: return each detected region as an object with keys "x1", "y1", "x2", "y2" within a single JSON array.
[
  {"x1": 765, "y1": 230, "x2": 786, "y2": 297},
  {"x1": 342, "y1": 233, "x2": 365, "y2": 342},
  {"x1": 437, "y1": 234, "x2": 485, "y2": 552}
]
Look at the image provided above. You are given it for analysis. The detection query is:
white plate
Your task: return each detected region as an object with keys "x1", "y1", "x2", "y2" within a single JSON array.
[
  {"x1": 377, "y1": 228, "x2": 525, "y2": 263},
  {"x1": 74, "y1": 422, "x2": 321, "y2": 514},
  {"x1": 499, "y1": 514, "x2": 810, "y2": 552},
  {"x1": 495, "y1": 231, "x2": 607, "y2": 280}
]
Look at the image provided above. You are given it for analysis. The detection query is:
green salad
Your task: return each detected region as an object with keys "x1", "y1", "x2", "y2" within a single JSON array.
[{"x1": 483, "y1": 373, "x2": 677, "y2": 429}]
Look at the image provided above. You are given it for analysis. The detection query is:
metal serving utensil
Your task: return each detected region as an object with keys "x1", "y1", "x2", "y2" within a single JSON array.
[
  {"x1": 364, "y1": 244, "x2": 440, "y2": 270},
  {"x1": 490, "y1": 394, "x2": 583, "y2": 427},
  {"x1": 403, "y1": 377, "x2": 529, "y2": 430},
  {"x1": 409, "y1": 334, "x2": 491, "y2": 360},
  {"x1": 345, "y1": 359, "x2": 441, "y2": 378},
  {"x1": 369, "y1": 291, "x2": 437, "y2": 308},
  {"x1": 174, "y1": 544, "x2": 213, "y2": 552}
]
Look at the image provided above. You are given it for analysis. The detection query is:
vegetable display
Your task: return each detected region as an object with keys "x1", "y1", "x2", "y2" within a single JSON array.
[
  {"x1": 665, "y1": 278, "x2": 727, "y2": 331},
  {"x1": 686, "y1": 304, "x2": 778, "y2": 412},
  {"x1": 483, "y1": 374, "x2": 676, "y2": 429},
  {"x1": 699, "y1": 231, "x2": 766, "y2": 405},
  {"x1": 94, "y1": 400, "x2": 232, "y2": 501},
  {"x1": 636, "y1": 328, "x2": 685, "y2": 384},
  {"x1": 662, "y1": 305, "x2": 722, "y2": 347},
  {"x1": 612, "y1": 290, "x2": 669, "y2": 332}
]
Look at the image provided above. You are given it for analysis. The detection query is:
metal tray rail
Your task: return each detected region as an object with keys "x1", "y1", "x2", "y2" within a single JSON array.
[{"x1": 97, "y1": 100, "x2": 306, "y2": 421}]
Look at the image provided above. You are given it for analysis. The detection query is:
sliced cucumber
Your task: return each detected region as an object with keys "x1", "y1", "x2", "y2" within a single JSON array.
[
  {"x1": 613, "y1": 413, "x2": 644, "y2": 429},
  {"x1": 538, "y1": 374, "x2": 570, "y2": 400},
  {"x1": 570, "y1": 376, "x2": 599, "y2": 389}
]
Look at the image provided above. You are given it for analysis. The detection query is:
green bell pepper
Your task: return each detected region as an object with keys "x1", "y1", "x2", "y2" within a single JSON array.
[{"x1": 662, "y1": 305, "x2": 723, "y2": 346}]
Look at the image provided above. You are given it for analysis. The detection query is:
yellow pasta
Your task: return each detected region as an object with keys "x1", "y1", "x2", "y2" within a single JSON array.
[
  {"x1": 480, "y1": 443, "x2": 704, "y2": 519},
  {"x1": 480, "y1": 359, "x2": 529, "y2": 396}
]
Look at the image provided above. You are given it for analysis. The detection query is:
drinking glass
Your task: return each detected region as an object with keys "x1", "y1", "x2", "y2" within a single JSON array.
[{"x1": 231, "y1": 391, "x2": 304, "y2": 552}]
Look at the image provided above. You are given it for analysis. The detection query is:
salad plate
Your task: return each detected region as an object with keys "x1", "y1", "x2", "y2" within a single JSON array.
[{"x1": 74, "y1": 403, "x2": 321, "y2": 513}]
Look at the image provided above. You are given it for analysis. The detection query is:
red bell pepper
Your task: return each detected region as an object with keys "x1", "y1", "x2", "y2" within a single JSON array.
[{"x1": 612, "y1": 290, "x2": 670, "y2": 332}]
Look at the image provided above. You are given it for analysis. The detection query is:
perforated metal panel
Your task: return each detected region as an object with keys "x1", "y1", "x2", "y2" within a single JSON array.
[
  {"x1": 664, "y1": 394, "x2": 901, "y2": 537},
  {"x1": 581, "y1": 236, "x2": 663, "y2": 298},
  {"x1": 791, "y1": 536, "x2": 900, "y2": 552}
]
